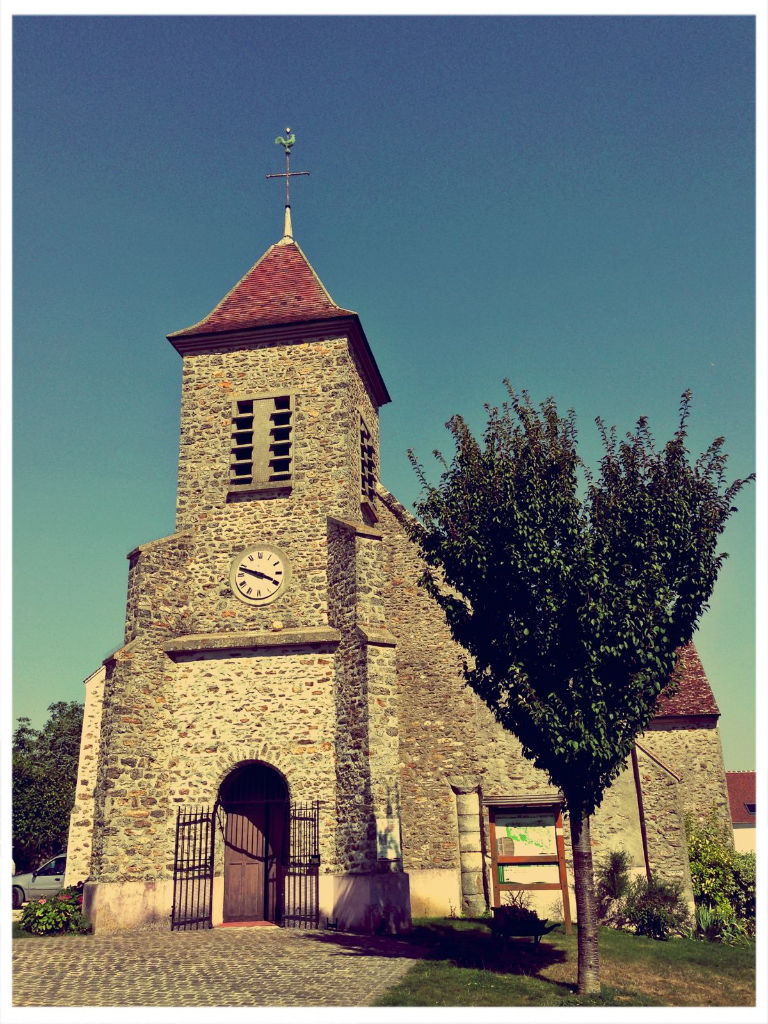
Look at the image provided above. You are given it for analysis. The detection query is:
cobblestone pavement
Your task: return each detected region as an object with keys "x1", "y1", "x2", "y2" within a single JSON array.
[{"x1": 12, "y1": 926, "x2": 424, "y2": 1007}]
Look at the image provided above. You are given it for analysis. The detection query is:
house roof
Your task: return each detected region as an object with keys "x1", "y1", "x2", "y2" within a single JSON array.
[
  {"x1": 652, "y1": 643, "x2": 720, "y2": 719},
  {"x1": 726, "y1": 771, "x2": 756, "y2": 826},
  {"x1": 169, "y1": 237, "x2": 356, "y2": 339}
]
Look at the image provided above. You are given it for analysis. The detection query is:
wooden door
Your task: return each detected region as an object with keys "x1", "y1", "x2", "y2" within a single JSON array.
[
  {"x1": 223, "y1": 803, "x2": 268, "y2": 921},
  {"x1": 220, "y1": 763, "x2": 288, "y2": 923}
]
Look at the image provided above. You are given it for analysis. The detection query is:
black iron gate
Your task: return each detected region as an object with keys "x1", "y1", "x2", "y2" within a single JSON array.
[
  {"x1": 171, "y1": 804, "x2": 216, "y2": 930},
  {"x1": 282, "y1": 800, "x2": 320, "y2": 928},
  {"x1": 171, "y1": 799, "x2": 320, "y2": 929}
]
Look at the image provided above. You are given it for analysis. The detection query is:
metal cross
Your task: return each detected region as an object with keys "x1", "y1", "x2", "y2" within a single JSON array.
[{"x1": 266, "y1": 128, "x2": 310, "y2": 206}]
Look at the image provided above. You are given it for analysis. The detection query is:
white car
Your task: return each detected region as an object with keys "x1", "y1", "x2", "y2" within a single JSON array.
[{"x1": 12, "y1": 853, "x2": 67, "y2": 908}]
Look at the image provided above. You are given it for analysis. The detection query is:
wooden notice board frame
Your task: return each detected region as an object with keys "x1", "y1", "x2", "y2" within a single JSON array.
[{"x1": 487, "y1": 797, "x2": 572, "y2": 933}]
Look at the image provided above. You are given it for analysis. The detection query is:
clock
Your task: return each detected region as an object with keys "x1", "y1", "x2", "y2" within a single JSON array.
[{"x1": 229, "y1": 545, "x2": 290, "y2": 606}]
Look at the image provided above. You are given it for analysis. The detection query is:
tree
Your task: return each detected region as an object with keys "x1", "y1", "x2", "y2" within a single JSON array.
[
  {"x1": 12, "y1": 701, "x2": 84, "y2": 872},
  {"x1": 408, "y1": 386, "x2": 752, "y2": 995}
]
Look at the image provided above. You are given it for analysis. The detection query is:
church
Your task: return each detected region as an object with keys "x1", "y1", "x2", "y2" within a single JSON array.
[{"x1": 65, "y1": 139, "x2": 731, "y2": 934}]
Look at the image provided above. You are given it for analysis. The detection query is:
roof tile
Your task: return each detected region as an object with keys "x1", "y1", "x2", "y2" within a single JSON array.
[
  {"x1": 726, "y1": 771, "x2": 756, "y2": 825},
  {"x1": 170, "y1": 239, "x2": 355, "y2": 338},
  {"x1": 653, "y1": 643, "x2": 720, "y2": 718}
]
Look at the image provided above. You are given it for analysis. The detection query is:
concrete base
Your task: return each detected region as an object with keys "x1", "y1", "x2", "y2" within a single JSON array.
[
  {"x1": 86, "y1": 871, "x2": 411, "y2": 935},
  {"x1": 319, "y1": 870, "x2": 411, "y2": 934},
  {"x1": 84, "y1": 879, "x2": 174, "y2": 933},
  {"x1": 407, "y1": 868, "x2": 463, "y2": 918}
]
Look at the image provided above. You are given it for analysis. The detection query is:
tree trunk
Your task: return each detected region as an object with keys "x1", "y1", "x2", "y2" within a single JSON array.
[{"x1": 569, "y1": 810, "x2": 600, "y2": 996}]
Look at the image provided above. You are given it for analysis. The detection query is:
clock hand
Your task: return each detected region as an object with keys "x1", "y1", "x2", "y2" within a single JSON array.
[{"x1": 239, "y1": 566, "x2": 280, "y2": 585}]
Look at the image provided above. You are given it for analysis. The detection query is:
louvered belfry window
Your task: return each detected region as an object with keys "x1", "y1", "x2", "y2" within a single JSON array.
[
  {"x1": 360, "y1": 415, "x2": 376, "y2": 501},
  {"x1": 230, "y1": 394, "x2": 293, "y2": 489}
]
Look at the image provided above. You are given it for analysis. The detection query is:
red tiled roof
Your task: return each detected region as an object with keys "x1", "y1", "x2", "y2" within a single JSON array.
[
  {"x1": 726, "y1": 771, "x2": 756, "y2": 825},
  {"x1": 652, "y1": 643, "x2": 720, "y2": 718},
  {"x1": 170, "y1": 239, "x2": 355, "y2": 339}
]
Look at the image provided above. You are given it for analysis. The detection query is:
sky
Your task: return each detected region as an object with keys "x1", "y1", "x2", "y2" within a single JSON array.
[{"x1": 9, "y1": 12, "x2": 758, "y2": 773}]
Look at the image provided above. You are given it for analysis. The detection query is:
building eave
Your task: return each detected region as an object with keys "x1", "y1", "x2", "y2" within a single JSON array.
[
  {"x1": 167, "y1": 313, "x2": 391, "y2": 408},
  {"x1": 648, "y1": 713, "x2": 720, "y2": 730}
]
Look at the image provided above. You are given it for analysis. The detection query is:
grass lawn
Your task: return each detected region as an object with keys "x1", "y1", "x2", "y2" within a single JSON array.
[{"x1": 373, "y1": 918, "x2": 756, "y2": 1007}]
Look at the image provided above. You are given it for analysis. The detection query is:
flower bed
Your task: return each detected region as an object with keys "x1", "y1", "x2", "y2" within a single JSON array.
[{"x1": 18, "y1": 884, "x2": 91, "y2": 935}]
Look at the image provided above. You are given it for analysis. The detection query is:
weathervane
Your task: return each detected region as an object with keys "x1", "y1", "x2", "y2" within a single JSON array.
[{"x1": 266, "y1": 128, "x2": 310, "y2": 207}]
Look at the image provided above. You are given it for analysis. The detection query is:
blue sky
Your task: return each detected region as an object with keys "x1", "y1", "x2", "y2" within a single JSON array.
[{"x1": 11, "y1": 14, "x2": 757, "y2": 769}]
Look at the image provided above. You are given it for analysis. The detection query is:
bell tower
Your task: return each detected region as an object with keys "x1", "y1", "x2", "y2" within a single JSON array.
[
  {"x1": 70, "y1": 132, "x2": 410, "y2": 935},
  {"x1": 163, "y1": 134, "x2": 390, "y2": 636}
]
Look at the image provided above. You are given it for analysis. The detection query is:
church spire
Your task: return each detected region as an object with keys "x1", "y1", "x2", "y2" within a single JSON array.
[
  {"x1": 266, "y1": 128, "x2": 310, "y2": 244},
  {"x1": 282, "y1": 204, "x2": 293, "y2": 242}
]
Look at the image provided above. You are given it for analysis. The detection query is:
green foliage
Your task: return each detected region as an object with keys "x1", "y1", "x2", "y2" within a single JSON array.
[
  {"x1": 12, "y1": 701, "x2": 84, "y2": 872},
  {"x1": 409, "y1": 387, "x2": 752, "y2": 821},
  {"x1": 730, "y1": 852, "x2": 756, "y2": 927},
  {"x1": 622, "y1": 876, "x2": 691, "y2": 941},
  {"x1": 694, "y1": 904, "x2": 753, "y2": 947},
  {"x1": 686, "y1": 808, "x2": 755, "y2": 937},
  {"x1": 596, "y1": 849, "x2": 632, "y2": 906},
  {"x1": 694, "y1": 903, "x2": 724, "y2": 941},
  {"x1": 18, "y1": 883, "x2": 91, "y2": 936},
  {"x1": 595, "y1": 849, "x2": 633, "y2": 924},
  {"x1": 686, "y1": 807, "x2": 734, "y2": 913}
]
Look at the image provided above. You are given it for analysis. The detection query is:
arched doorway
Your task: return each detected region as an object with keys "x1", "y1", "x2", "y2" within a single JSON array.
[{"x1": 219, "y1": 762, "x2": 289, "y2": 923}]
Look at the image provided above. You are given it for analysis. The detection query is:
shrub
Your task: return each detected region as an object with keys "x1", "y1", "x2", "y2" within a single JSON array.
[
  {"x1": 595, "y1": 849, "x2": 632, "y2": 918},
  {"x1": 695, "y1": 903, "x2": 726, "y2": 942},
  {"x1": 685, "y1": 807, "x2": 736, "y2": 914},
  {"x1": 623, "y1": 876, "x2": 691, "y2": 941},
  {"x1": 686, "y1": 807, "x2": 756, "y2": 938},
  {"x1": 731, "y1": 852, "x2": 756, "y2": 934},
  {"x1": 695, "y1": 903, "x2": 753, "y2": 947},
  {"x1": 19, "y1": 883, "x2": 90, "y2": 935},
  {"x1": 717, "y1": 915, "x2": 753, "y2": 948}
]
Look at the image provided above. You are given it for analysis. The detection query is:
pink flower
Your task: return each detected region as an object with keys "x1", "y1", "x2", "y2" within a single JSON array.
[
  {"x1": 37, "y1": 898, "x2": 47, "y2": 905},
  {"x1": 77, "y1": 896, "x2": 83, "y2": 904}
]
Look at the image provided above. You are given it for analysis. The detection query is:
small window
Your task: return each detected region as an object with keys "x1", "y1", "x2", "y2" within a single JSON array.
[
  {"x1": 360, "y1": 415, "x2": 377, "y2": 501},
  {"x1": 230, "y1": 394, "x2": 293, "y2": 490},
  {"x1": 744, "y1": 802, "x2": 755, "y2": 815}
]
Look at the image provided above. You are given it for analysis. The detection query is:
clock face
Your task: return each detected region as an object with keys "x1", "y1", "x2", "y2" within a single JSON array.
[{"x1": 230, "y1": 546, "x2": 290, "y2": 606}]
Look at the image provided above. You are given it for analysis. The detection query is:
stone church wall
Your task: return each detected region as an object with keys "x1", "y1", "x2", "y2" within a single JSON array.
[
  {"x1": 65, "y1": 665, "x2": 107, "y2": 887},
  {"x1": 169, "y1": 336, "x2": 381, "y2": 641},
  {"x1": 327, "y1": 515, "x2": 403, "y2": 874},
  {"x1": 587, "y1": 759, "x2": 646, "y2": 874},
  {"x1": 90, "y1": 531, "x2": 194, "y2": 883},
  {"x1": 634, "y1": 748, "x2": 693, "y2": 898},
  {"x1": 643, "y1": 723, "x2": 731, "y2": 829},
  {"x1": 76, "y1": 312, "x2": 421, "y2": 930},
  {"x1": 327, "y1": 517, "x2": 377, "y2": 871},
  {"x1": 170, "y1": 646, "x2": 339, "y2": 860},
  {"x1": 175, "y1": 336, "x2": 379, "y2": 532}
]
